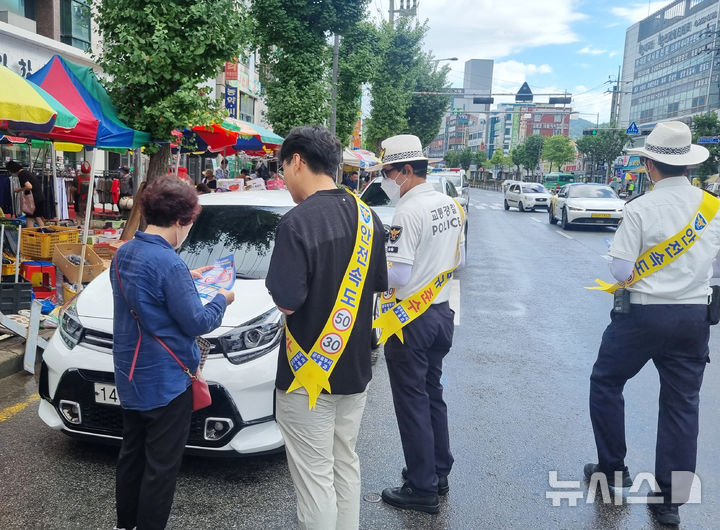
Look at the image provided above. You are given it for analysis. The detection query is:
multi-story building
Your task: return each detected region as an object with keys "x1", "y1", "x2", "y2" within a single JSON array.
[
  {"x1": 618, "y1": 0, "x2": 720, "y2": 134},
  {"x1": 485, "y1": 103, "x2": 571, "y2": 156}
]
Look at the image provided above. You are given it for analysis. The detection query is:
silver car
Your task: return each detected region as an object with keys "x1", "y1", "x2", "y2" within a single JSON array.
[{"x1": 548, "y1": 183, "x2": 625, "y2": 230}]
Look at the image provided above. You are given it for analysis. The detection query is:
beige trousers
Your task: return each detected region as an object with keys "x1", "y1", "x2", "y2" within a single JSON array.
[{"x1": 275, "y1": 387, "x2": 368, "y2": 530}]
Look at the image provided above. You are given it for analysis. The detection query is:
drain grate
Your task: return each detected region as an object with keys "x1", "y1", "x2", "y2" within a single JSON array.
[{"x1": 363, "y1": 492, "x2": 382, "y2": 503}]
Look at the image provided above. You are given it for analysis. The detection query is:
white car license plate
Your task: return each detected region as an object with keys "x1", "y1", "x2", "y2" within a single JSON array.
[
  {"x1": 591, "y1": 213, "x2": 611, "y2": 218},
  {"x1": 94, "y1": 383, "x2": 120, "y2": 406}
]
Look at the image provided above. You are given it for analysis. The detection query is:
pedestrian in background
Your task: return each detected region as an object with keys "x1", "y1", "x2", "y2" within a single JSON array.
[
  {"x1": 6, "y1": 160, "x2": 46, "y2": 226},
  {"x1": 586, "y1": 121, "x2": 720, "y2": 527},
  {"x1": 374, "y1": 134, "x2": 465, "y2": 515},
  {"x1": 266, "y1": 125, "x2": 387, "y2": 529},
  {"x1": 215, "y1": 158, "x2": 229, "y2": 179},
  {"x1": 202, "y1": 169, "x2": 217, "y2": 189},
  {"x1": 110, "y1": 176, "x2": 234, "y2": 530}
]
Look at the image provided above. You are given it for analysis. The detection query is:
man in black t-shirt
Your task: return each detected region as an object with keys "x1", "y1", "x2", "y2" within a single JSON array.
[{"x1": 266, "y1": 126, "x2": 387, "y2": 530}]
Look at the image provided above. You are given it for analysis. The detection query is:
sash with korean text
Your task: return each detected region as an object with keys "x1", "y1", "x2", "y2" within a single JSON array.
[
  {"x1": 285, "y1": 191, "x2": 374, "y2": 409},
  {"x1": 373, "y1": 200, "x2": 466, "y2": 344},
  {"x1": 587, "y1": 192, "x2": 720, "y2": 294}
]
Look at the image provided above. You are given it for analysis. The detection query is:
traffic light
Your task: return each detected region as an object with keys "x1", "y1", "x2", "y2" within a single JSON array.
[
  {"x1": 473, "y1": 97, "x2": 494, "y2": 104},
  {"x1": 549, "y1": 97, "x2": 572, "y2": 104},
  {"x1": 583, "y1": 129, "x2": 598, "y2": 135}
]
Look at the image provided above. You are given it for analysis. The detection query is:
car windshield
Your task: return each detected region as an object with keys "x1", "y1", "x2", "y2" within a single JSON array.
[
  {"x1": 431, "y1": 182, "x2": 445, "y2": 194},
  {"x1": 522, "y1": 185, "x2": 547, "y2": 193},
  {"x1": 178, "y1": 205, "x2": 291, "y2": 279},
  {"x1": 429, "y1": 174, "x2": 462, "y2": 187},
  {"x1": 568, "y1": 185, "x2": 617, "y2": 199},
  {"x1": 361, "y1": 181, "x2": 399, "y2": 207}
]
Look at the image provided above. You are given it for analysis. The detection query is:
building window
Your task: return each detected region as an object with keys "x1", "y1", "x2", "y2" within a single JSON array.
[
  {"x1": 239, "y1": 93, "x2": 254, "y2": 122},
  {"x1": 0, "y1": 0, "x2": 35, "y2": 19},
  {"x1": 60, "y1": 0, "x2": 91, "y2": 51}
]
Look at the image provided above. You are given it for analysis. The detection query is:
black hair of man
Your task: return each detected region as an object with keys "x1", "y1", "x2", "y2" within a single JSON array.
[
  {"x1": 5, "y1": 161, "x2": 22, "y2": 173},
  {"x1": 280, "y1": 125, "x2": 342, "y2": 178},
  {"x1": 240, "y1": 169, "x2": 250, "y2": 176},
  {"x1": 651, "y1": 159, "x2": 687, "y2": 176},
  {"x1": 221, "y1": 159, "x2": 228, "y2": 165},
  {"x1": 351, "y1": 171, "x2": 359, "y2": 176},
  {"x1": 391, "y1": 160, "x2": 428, "y2": 178}
]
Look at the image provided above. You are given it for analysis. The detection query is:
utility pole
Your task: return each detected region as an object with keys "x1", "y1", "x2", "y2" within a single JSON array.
[
  {"x1": 329, "y1": 33, "x2": 340, "y2": 136},
  {"x1": 389, "y1": 0, "x2": 394, "y2": 27}
]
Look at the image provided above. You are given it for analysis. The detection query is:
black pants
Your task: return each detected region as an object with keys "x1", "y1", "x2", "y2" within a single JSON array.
[
  {"x1": 589, "y1": 304, "x2": 709, "y2": 504},
  {"x1": 116, "y1": 386, "x2": 193, "y2": 530},
  {"x1": 385, "y1": 302, "x2": 455, "y2": 494}
]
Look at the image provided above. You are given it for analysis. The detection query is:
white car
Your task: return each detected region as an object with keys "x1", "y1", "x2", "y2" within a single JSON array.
[
  {"x1": 503, "y1": 182, "x2": 552, "y2": 212},
  {"x1": 501, "y1": 179, "x2": 521, "y2": 194},
  {"x1": 38, "y1": 191, "x2": 297, "y2": 456},
  {"x1": 548, "y1": 183, "x2": 625, "y2": 230},
  {"x1": 427, "y1": 168, "x2": 469, "y2": 210}
]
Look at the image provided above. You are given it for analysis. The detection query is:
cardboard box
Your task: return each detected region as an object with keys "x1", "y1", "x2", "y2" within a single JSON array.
[{"x1": 53, "y1": 243, "x2": 105, "y2": 284}]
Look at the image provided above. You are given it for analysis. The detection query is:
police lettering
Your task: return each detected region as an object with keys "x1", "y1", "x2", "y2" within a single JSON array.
[{"x1": 432, "y1": 216, "x2": 461, "y2": 235}]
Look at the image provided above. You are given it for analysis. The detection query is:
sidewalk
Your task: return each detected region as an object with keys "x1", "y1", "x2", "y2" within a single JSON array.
[{"x1": 0, "y1": 328, "x2": 54, "y2": 379}]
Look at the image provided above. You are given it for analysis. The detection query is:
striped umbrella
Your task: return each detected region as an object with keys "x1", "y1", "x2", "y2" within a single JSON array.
[{"x1": 0, "y1": 65, "x2": 57, "y2": 133}]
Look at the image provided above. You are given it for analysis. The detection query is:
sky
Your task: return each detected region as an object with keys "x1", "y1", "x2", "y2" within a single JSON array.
[{"x1": 368, "y1": 0, "x2": 676, "y2": 122}]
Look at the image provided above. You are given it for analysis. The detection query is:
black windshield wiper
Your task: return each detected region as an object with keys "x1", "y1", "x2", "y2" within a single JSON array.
[{"x1": 235, "y1": 272, "x2": 258, "y2": 279}]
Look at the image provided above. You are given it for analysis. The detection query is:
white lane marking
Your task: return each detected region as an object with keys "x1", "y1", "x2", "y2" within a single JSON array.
[
  {"x1": 555, "y1": 230, "x2": 573, "y2": 239},
  {"x1": 449, "y1": 279, "x2": 461, "y2": 326},
  {"x1": 472, "y1": 204, "x2": 487, "y2": 210},
  {"x1": 530, "y1": 217, "x2": 542, "y2": 223},
  {"x1": 489, "y1": 204, "x2": 503, "y2": 210}
]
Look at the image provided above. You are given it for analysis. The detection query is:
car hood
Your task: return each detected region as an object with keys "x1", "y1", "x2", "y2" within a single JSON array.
[
  {"x1": 76, "y1": 270, "x2": 276, "y2": 337},
  {"x1": 566, "y1": 197, "x2": 625, "y2": 210},
  {"x1": 523, "y1": 192, "x2": 552, "y2": 200},
  {"x1": 371, "y1": 205, "x2": 396, "y2": 226}
]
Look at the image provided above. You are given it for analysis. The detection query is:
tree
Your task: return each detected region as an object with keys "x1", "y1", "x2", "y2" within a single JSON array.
[
  {"x1": 520, "y1": 135, "x2": 544, "y2": 177},
  {"x1": 575, "y1": 134, "x2": 603, "y2": 179},
  {"x1": 472, "y1": 150, "x2": 488, "y2": 167},
  {"x1": 444, "y1": 149, "x2": 461, "y2": 168},
  {"x1": 597, "y1": 129, "x2": 631, "y2": 181},
  {"x1": 542, "y1": 135, "x2": 576, "y2": 173},
  {"x1": 251, "y1": 0, "x2": 369, "y2": 136},
  {"x1": 406, "y1": 54, "x2": 451, "y2": 147},
  {"x1": 489, "y1": 149, "x2": 505, "y2": 168},
  {"x1": 335, "y1": 22, "x2": 379, "y2": 145},
  {"x1": 95, "y1": 0, "x2": 248, "y2": 179},
  {"x1": 510, "y1": 145, "x2": 525, "y2": 174},
  {"x1": 692, "y1": 112, "x2": 720, "y2": 179}
]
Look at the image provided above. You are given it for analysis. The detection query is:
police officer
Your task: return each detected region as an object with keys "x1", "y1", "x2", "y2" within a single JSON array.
[
  {"x1": 375, "y1": 135, "x2": 465, "y2": 514},
  {"x1": 586, "y1": 121, "x2": 720, "y2": 527}
]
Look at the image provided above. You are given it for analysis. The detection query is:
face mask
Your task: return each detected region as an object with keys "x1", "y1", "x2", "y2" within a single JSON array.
[{"x1": 381, "y1": 175, "x2": 406, "y2": 201}]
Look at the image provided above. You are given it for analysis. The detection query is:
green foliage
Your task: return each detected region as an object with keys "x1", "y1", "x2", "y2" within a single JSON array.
[
  {"x1": 489, "y1": 149, "x2": 505, "y2": 168},
  {"x1": 575, "y1": 134, "x2": 603, "y2": 178},
  {"x1": 692, "y1": 112, "x2": 720, "y2": 179},
  {"x1": 597, "y1": 129, "x2": 631, "y2": 178},
  {"x1": 541, "y1": 135, "x2": 576, "y2": 172},
  {"x1": 336, "y1": 22, "x2": 379, "y2": 145},
  {"x1": 250, "y1": 0, "x2": 370, "y2": 136},
  {"x1": 473, "y1": 150, "x2": 488, "y2": 167},
  {"x1": 510, "y1": 145, "x2": 525, "y2": 172},
  {"x1": 365, "y1": 18, "x2": 448, "y2": 152},
  {"x1": 407, "y1": 55, "x2": 451, "y2": 147},
  {"x1": 520, "y1": 135, "x2": 544, "y2": 175},
  {"x1": 94, "y1": 0, "x2": 248, "y2": 142}
]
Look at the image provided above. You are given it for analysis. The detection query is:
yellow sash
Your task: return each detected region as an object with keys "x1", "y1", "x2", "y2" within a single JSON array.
[
  {"x1": 373, "y1": 199, "x2": 466, "y2": 344},
  {"x1": 285, "y1": 191, "x2": 374, "y2": 409},
  {"x1": 587, "y1": 191, "x2": 720, "y2": 293}
]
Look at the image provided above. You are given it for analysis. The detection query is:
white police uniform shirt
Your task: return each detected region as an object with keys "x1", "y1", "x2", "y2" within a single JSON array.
[
  {"x1": 610, "y1": 176, "x2": 720, "y2": 304},
  {"x1": 387, "y1": 182, "x2": 464, "y2": 303}
]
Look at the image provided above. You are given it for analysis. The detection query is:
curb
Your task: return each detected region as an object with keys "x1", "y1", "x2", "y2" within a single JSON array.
[{"x1": 0, "y1": 330, "x2": 54, "y2": 380}]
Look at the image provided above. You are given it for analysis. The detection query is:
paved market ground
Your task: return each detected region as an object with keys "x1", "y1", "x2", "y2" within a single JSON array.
[{"x1": 2, "y1": 188, "x2": 720, "y2": 529}]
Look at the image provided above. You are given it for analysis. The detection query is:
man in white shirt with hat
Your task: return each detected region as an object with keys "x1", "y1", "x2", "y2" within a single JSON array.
[
  {"x1": 373, "y1": 134, "x2": 465, "y2": 514},
  {"x1": 585, "y1": 121, "x2": 720, "y2": 526}
]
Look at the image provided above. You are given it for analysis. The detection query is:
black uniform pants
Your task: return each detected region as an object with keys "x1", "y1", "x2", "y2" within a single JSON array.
[
  {"x1": 589, "y1": 304, "x2": 709, "y2": 504},
  {"x1": 116, "y1": 386, "x2": 193, "y2": 530},
  {"x1": 385, "y1": 302, "x2": 455, "y2": 495}
]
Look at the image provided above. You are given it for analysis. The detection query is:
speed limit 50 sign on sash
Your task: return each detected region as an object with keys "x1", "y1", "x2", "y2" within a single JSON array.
[{"x1": 285, "y1": 191, "x2": 375, "y2": 409}]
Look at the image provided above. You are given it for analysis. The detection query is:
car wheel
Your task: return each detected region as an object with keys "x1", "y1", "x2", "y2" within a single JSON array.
[
  {"x1": 549, "y1": 206, "x2": 557, "y2": 224},
  {"x1": 561, "y1": 208, "x2": 570, "y2": 230},
  {"x1": 371, "y1": 294, "x2": 381, "y2": 350},
  {"x1": 518, "y1": 202, "x2": 525, "y2": 212},
  {"x1": 504, "y1": 199, "x2": 509, "y2": 210}
]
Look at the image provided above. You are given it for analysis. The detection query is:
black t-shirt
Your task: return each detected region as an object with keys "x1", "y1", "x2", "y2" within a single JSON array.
[
  {"x1": 266, "y1": 189, "x2": 388, "y2": 394},
  {"x1": 206, "y1": 179, "x2": 217, "y2": 189}
]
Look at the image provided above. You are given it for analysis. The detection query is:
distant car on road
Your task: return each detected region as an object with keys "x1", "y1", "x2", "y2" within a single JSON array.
[
  {"x1": 427, "y1": 168, "x2": 469, "y2": 210},
  {"x1": 548, "y1": 183, "x2": 625, "y2": 230},
  {"x1": 504, "y1": 182, "x2": 552, "y2": 211},
  {"x1": 501, "y1": 179, "x2": 522, "y2": 194},
  {"x1": 543, "y1": 172, "x2": 576, "y2": 190}
]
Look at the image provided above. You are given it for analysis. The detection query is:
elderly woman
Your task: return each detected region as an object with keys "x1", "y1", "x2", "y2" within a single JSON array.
[
  {"x1": 6, "y1": 160, "x2": 46, "y2": 226},
  {"x1": 110, "y1": 176, "x2": 234, "y2": 530}
]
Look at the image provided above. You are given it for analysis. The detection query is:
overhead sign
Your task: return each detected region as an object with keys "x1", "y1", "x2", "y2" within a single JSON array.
[
  {"x1": 515, "y1": 82, "x2": 533, "y2": 103},
  {"x1": 698, "y1": 136, "x2": 719, "y2": 144},
  {"x1": 224, "y1": 86, "x2": 238, "y2": 119},
  {"x1": 626, "y1": 122, "x2": 639, "y2": 135}
]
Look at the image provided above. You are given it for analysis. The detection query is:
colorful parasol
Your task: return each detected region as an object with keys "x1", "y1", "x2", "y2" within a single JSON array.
[
  {"x1": 343, "y1": 148, "x2": 380, "y2": 168},
  {"x1": 27, "y1": 55, "x2": 150, "y2": 148},
  {"x1": 220, "y1": 117, "x2": 283, "y2": 146},
  {"x1": 0, "y1": 65, "x2": 57, "y2": 133}
]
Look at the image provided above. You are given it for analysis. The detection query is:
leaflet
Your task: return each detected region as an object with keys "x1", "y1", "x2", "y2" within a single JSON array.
[{"x1": 194, "y1": 255, "x2": 235, "y2": 304}]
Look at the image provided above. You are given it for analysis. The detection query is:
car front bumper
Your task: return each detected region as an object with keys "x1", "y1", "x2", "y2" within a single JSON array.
[
  {"x1": 566, "y1": 210, "x2": 623, "y2": 225},
  {"x1": 38, "y1": 331, "x2": 284, "y2": 456}
]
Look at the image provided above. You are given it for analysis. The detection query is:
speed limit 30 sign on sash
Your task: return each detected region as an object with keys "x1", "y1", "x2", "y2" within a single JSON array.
[{"x1": 285, "y1": 191, "x2": 375, "y2": 409}]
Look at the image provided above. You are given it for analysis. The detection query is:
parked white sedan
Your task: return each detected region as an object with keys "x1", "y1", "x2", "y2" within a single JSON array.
[
  {"x1": 38, "y1": 191, "x2": 295, "y2": 456},
  {"x1": 548, "y1": 183, "x2": 625, "y2": 230},
  {"x1": 504, "y1": 182, "x2": 552, "y2": 211}
]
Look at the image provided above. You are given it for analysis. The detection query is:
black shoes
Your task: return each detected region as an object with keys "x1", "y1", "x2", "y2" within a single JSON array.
[
  {"x1": 583, "y1": 463, "x2": 633, "y2": 488},
  {"x1": 401, "y1": 466, "x2": 449, "y2": 495},
  {"x1": 648, "y1": 503, "x2": 680, "y2": 526},
  {"x1": 381, "y1": 484, "x2": 439, "y2": 514}
]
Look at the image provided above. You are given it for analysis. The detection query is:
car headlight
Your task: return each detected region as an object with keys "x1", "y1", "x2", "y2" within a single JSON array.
[
  {"x1": 59, "y1": 300, "x2": 84, "y2": 350},
  {"x1": 219, "y1": 307, "x2": 283, "y2": 365},
  {"x1": 568, "y1": 206, "x2": 585, "y2": 211}
]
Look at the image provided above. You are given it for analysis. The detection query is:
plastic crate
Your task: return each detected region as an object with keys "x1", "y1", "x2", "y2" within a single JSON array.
[
  {"x1": 62, "y1": 283, "x2": 77, "y2": 303},
  {"x1": 0, "y1": 279, "x2": 32, "y2": 314},
  {"x1": 21, "y1": 226, "x2": 80, "y2": 260}
]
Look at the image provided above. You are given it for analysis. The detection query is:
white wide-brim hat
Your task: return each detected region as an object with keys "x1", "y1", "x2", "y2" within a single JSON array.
[
  {"x1": 627, "y1": 120, "x2": 709, "y2": 166},
  {"x1": 367, "y1": 134, "x2": 428, "y2": 172}
]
